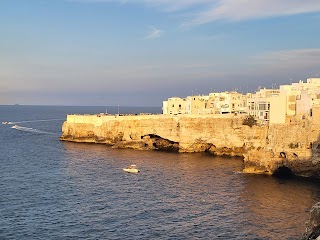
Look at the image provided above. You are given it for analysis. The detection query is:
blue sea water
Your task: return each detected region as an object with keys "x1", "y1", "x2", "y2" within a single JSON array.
[{"x1": 0, "y1": 105, "x2": 320, "y2": 239}]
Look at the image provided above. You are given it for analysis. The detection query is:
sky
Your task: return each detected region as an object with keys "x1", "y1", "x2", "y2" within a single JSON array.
[{"x1": 1, "y1": 0, "x2": 320, "y2": 106}]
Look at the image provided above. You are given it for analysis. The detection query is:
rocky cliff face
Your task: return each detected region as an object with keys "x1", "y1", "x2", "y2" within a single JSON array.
[
  {"x1": 60, "y1": 114, "x2": 320, "y2": 177},
  {"x1": 60, "y1": 114, "x2": 265, "y2": 155},
  {"x1": 302, "y1": 202, "x2": 320, "y2": 240},
  {"x1": 244, "y1": 117, "x2": 320, "y2": 177}
]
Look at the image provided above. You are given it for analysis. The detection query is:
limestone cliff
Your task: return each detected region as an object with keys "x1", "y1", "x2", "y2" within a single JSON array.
[
  {"x1": 244, "y1": 117, "x2": 320, "y2": 177},
  {"x1": 60, "y1": 114, "x2": 320, "y2": 177}
]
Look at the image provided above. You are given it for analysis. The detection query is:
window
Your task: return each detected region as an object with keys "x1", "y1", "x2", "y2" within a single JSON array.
[{"x1": 259, "y1": 103, "x2": 266, "y2": 110}]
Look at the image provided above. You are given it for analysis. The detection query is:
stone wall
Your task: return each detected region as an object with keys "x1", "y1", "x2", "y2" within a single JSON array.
[{"x1": 60, "y1": 114, "x2": 320, "y2": 177}]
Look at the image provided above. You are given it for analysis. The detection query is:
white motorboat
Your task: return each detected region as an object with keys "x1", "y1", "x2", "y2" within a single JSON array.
[{"x1": 123, "y1": 164, "x2": 140, "y2": 173}]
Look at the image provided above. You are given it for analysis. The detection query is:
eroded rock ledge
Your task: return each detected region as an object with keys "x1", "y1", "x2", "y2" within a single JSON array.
[{"x1": 60, "y1": 114, "x2": 320, "y2": 178}]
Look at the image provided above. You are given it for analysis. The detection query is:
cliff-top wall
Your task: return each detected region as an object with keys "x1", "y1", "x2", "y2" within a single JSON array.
[{"x1": 60, "y1": 114, "x2": 320, "y2": 177}]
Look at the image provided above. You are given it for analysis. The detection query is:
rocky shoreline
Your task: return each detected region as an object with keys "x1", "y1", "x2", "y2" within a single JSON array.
[
  {"x1": 60, "y1": 113, "x2": 320, "y2": 178},
  {"x1": 302, "y1": 203, "x2": 320, "y2": 240}
]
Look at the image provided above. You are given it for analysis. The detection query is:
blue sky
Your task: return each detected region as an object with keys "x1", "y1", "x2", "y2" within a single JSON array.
[{"x1": 1, "y1": 0, "x2": 320, "y2": 106}]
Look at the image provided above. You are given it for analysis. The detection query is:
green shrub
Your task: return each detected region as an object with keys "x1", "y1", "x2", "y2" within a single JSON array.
[
  {"x1": 288, "y1": 142, "x2": 299, "y2": 149},
  {"x1": 242, "y1": 115, "x2": 257, "y2": 127}
]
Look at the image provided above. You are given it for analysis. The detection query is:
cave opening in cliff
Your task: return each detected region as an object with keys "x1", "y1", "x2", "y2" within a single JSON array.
[
  {"x1": 144, "y1": 134, "x2": 179, "y2": 153},
  {"x1": 273, "y1": 166, "x2": 293, "y2": 178}
]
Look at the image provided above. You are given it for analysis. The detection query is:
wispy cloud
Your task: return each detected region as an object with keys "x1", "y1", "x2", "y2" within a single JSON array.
[
  {"x1": 251, "y1": 48, "x2": 320, "y2": 76},
  {"x1": 70, "y1": 0, "x2": 320, "y2": 27},
  {"x1": 145, "y1": 26, "x2": 163, "y2": 39},
  {"x1": 141, "y1": 0, "x2": 213, "y2": 12},
  {"x1": 255, "y1": 48, "x2": 320, "y2": 62},
  {"x1": 68, "y1": 0, "x2": 212, "y2": 11},
  {"x1": 185, "y1": 0, "x2": 320, "y2": 26}
]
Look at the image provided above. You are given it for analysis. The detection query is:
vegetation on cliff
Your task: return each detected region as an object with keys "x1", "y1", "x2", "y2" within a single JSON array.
[{"x1": 242, "y1": 115, "x2": 257, "y2": 127}]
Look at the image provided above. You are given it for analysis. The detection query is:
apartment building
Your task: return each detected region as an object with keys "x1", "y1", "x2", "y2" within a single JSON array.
[
  {"x1": 162, "y1": 92, "x2": 247, "y2": 115},
  {"x1": 162, "y1": 97, "x2": 188, "y2": 115},
  {"x1": 162, "y1": 78, "x2": 320, "y2": 122},
  {"x1": 270, "y1": 78, "x2": 320, "y2": 123},
  {"x1": 247, "y1": 88, "x2": 280, "y2": 121}
]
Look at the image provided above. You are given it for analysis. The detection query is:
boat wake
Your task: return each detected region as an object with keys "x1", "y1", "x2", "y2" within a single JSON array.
[
  {"x1": 11, "y1": 125, "x2": 58, "y2": 135},
  {"x1": 7, "y1": 119, "x2": 64, "y2": 125}
]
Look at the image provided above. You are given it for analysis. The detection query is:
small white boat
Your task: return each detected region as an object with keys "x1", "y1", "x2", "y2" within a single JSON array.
[
  {"x1": 123, "y1": 164, "x2": 140, "y2": 173},
  {"x1": 2, "y1": 121, "x2": 9, "y2": 124}
]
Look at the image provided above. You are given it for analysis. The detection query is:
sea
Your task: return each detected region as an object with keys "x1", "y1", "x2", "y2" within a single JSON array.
[{"x1": 1, "y1": 105, "x2": 320, "y2": 240}]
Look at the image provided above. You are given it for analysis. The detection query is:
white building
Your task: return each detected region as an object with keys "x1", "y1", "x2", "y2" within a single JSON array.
[
  {"x1": 270, "y1": 78, "x2": 320, "y2": 123},
  {"x1": 162, "y1": 77, "x2": 320, "y2": 122},
  {"x1": 247, "y1": 88, "x2": 280, "y2": 121},
  {"x1": 296, "y1": 90, "x2": 320, "y2": 116},
  {"x1": 162, "y1": 92, "x2": 247, "y2": 115},
  {"x1": 162, "y1": 97, "x2": 188, "y2": 115}
]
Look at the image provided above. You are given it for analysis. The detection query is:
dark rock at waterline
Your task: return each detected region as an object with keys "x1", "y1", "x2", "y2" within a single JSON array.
[{"x1": 302, "y1": 202, "x2": 320, "y2": 240}]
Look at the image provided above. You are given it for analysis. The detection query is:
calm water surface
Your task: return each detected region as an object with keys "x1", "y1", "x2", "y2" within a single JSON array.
[{"x1": 1, "y1": 105, "x2": 320, "y2": 239}]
